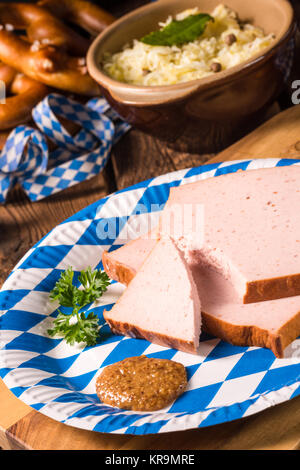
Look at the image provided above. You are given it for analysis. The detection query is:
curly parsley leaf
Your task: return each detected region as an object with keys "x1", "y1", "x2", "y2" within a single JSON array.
[
  {"x1": 48, "y1": 267, "x2": 110, "y2": 346},
  {"x1": 78, "y1": 266, "x2": 111, "y2": 305},
  {"x1": 49, "y1": 266, "x2": 78, "y2": 307},
  {"x1": 140, "y1": 13, "x2": 213, "y2": 47},
  {"x1": 48, "y1": 310, "x2": 102, "y2": 346}
]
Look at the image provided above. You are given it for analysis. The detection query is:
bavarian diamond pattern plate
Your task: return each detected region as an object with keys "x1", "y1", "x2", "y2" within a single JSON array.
[{"x1": 1, "y1": 158, "x2": 300, "y2": 435}]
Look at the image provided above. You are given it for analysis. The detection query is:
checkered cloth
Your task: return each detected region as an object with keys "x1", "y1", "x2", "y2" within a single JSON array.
[
  {"x1": 0, "y1": 93, "x2": 130, "y2": 203},
  {"x1": 0, "y1": 157, "x2": 300, "y2": 435}
]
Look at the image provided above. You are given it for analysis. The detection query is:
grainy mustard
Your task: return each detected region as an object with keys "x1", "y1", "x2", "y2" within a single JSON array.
[{"x1": 96, "y1": 355, "x2": 187, "y2": 411}]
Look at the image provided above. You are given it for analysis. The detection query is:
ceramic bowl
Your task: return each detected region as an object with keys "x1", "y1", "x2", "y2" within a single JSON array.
[{"x1": 87, "y1": 0, "x2": 296, "y2": 153}]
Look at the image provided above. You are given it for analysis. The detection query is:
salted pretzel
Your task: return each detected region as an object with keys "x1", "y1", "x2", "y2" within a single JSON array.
[
  {"x1": 0, "y1": 3, "x2": 92, "y2": 56},
  {"x1": 0, "y1": 32, "x2": 99, "y2": 96},
  {"x1": 38, "y1": 0, "x2": 115, "y2": 36},
  {"x1": 0, "y1": 2, "x2": 112, "y2": 96},
  {"x1": 0, "y1": 63, "x2": 49, "y2": 131},
  {"x1": 0, "y1": 63, "x2": 86, "y2": 150},
  {"x1": 0, "y1": 1, "x2": 115, "y2": 150}
]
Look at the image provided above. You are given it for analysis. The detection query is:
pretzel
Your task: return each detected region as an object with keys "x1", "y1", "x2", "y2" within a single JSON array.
[
  {"x1": 0, "y1": 32, "x2": 100, "y2": 96},
  {"x1": 0, "y1": 3, "x2": 103, "y2": 96},
  {"x1": 38, "y1": 0, "x2": 115, "y2": 36},
  {"x1": 0, "y1": 3, "x2": 91, "y2": 56},
  {"x1": 0, "y1": 1, "x2": 115, "y2": 150},
  {"x1": 0, "y1": 129, "x2": 9, "y2": 149},
  {"x1": 0, "y1": 62, "x2": 16, "y2": 88},
  {"x1": 0, "y1": 64, "x2": 87, "y2": 150},
  {"x1": 0, "y1": 63, "x2": 49, "y2": 131}
]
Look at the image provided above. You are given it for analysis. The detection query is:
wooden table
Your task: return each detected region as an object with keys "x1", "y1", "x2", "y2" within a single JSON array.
[{"x1": 1, "y1": 0, "x2": 300, "y2": 451}]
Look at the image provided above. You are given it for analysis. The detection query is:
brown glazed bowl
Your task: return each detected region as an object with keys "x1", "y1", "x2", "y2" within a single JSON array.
[{"x1": 87, "y1": 0, "x2": 296, "y2": 153}]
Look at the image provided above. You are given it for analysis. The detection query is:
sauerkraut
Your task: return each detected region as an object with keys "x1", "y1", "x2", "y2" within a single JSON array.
[{"x1": 102, "y1": 4, "x2": 275, "y2": 86}]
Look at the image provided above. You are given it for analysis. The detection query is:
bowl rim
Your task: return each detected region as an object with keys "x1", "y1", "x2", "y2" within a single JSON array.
[{"x1": 87, "y1": 0, "x2": 296, "y2": 104}]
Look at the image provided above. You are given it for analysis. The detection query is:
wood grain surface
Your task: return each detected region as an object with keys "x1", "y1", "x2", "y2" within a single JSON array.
[
  {"x1": 2, "y1": 103, "x2": 300, "y2": 451},
  {"x1": 1, "y1": 0, "x2": 300, "y2": 451}
]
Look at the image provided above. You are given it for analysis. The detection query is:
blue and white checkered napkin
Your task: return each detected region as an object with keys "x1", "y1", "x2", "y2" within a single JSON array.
[{"x1": 0, "y1": 93, "x2": 130, "y2": 203}]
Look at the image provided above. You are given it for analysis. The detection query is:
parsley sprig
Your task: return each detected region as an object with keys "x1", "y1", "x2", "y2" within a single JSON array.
[{"x1": 48, "y1": 267, "x2": 110, "y2": 346}]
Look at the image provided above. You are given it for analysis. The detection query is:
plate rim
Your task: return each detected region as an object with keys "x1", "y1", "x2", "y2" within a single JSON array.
[{"x1": 1, "y1": 157, "x2": 300, "y2": 435}]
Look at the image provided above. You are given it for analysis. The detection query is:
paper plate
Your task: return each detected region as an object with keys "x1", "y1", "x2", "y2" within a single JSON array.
[{"x1": 1, "y1": 158, "x2": 300, "y2": 435}]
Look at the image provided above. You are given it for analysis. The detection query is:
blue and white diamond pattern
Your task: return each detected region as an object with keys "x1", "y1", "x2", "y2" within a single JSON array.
[
  {"x1": 0, "y1": 158, "x2": 300, "y2": 435},
  {"x1": 0, "y1": 93, "x2": 130, "y2": 203}
]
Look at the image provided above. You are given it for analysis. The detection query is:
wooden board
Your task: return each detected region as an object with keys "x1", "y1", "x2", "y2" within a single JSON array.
[
  {"x1": 2, "y1": 104, "x2": 300, "y2": 450},
  {"x1": 110, "y1": 103, "x2": 280, "y2": 191},
  {"x1": 1, "y1": 0, "x2": 300, "y2": 452},
  {"x1": 210, "y1": 104, "x2": 300, "y2": 163}
]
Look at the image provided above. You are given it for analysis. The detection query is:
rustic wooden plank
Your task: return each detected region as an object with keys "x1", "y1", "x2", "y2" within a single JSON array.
[
  {"x1": 111, "y1": 128, "x2": 214, "y2": 190},
  {"x1": 1, "y1": 0, "x2": 300, "y2": 453},
  {"x1": 2, "y1": 102, "x2": 300, "y2": 450},
  {"x1": 2, "y1": 103, "x2": 300, "y2": 451},
  {"x1": 4, "y1": 395, "x2": 300, "y2": 450},
  {"x1": 0, "y1": 381, "x2": 30, "y2": 431},
  {"x1": 111, "y1": 104, "x2": 280, "y2": 190},
  {"x1": 209, "y1": 104, "x2": 300, "y2": 163}
]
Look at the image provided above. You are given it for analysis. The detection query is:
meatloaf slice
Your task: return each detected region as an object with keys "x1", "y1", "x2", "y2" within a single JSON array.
[
  {"x1": 102, "y1": 234, "x2": 300, "y2": 357},
  {"x1": 191, "y1": 265, "x2": 300, "y2": 358},
  {"x1": 104, "y1": 236, "x2": 201, "y2": 354},
  {"x1": 159, "y1": 166, "x2": 300, "y2": 304},
  {"x1": 102, "y1": 233, "x2": 157, "y2": 286}
]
